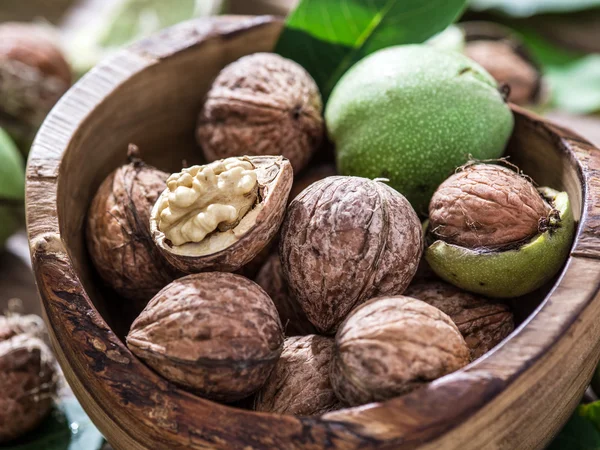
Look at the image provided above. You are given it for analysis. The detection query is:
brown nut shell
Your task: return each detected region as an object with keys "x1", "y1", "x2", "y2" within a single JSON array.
[
  {"x1": 465, "y1": 40, "x2": 540, "y2": 106},
  {"x1": 86, "y1": 148, "x2": 175, "y2": 304},
  {"x1": 151, "y1": 156, "x2": 293, "y2": 274},
  {"x1": 255, "y1": 253, "x2": 316, "y2": 337},
  {"x1": 126, "y1": 272, "x2": 284, "y2": 402},
  {"x1": 0, "y1": 334, "x2": 57, "y2": 443},
  {"x1": 280, "y1": 176, "x2": 423, "y2": 334},
  {"x1": 197, "y1": 52, "x2": 324, "y2": 174},
  {"x1": 330, "y1": 296, "x2": 470, "y2": 406},
  {"x1": 405, "y1": 281, "x2": 514, "y2": 360},
  {"x1": 0, "y1": 22, "x2": 72, "y2": 140},
  {"x1": 429, "y1": 164, "x2": 551, "y2": 249},
  {"x1": 254, "y1": 335, "x2": 341, "y2": 416}
]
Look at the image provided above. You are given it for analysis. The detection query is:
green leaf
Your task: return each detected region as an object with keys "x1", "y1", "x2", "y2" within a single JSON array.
[
  {"x1": 469, "y1": 0, "x2": 600, "y2": 17},
  {"x1": 5, "y1": 398, "x2": 104, "y2": 450},
  {"x1": 548, "y1": 408, "x2": 600, "y2": 450},
  {"x1": 275, "y1": 0, "x2": 468, "y2": 99},
  {"x1": 516, "y1": 28, "x2": 600, "y2": 114},
  {"x1": 580, "y1": 402, "x2": 600, "y2": 433}
]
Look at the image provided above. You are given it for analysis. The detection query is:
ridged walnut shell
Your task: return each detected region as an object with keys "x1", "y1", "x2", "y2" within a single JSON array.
[
  {"x1": 196, "y1": 52, "x2": 324, "y2": 174},
  {"x1": 429, "y1": 164, "x2": 551, "y2": 249},
  {"x1": 0, "y1": 334, "x2": 57, "y2": 443},
  {"x1": 256, "y1": 253, "x2": 316, "y2": 337},
  {"x1": 405, "y1": 281, "x2": 514, "y2": 360},
  {"x1": 254, "y1": 335, "x2": 341, "y2": 416},
  {"x1": 0, "y1": 22, "x2": 72, "y2": 141},
  {"x1": 151, "y1": 156, "x2": 293, "y2": 274},
  {"x1": 465, "y1": 40, "x2": 540, "y2": 106},
  {"x1": 86, "y1": 148, "x2": 175, "y2": 304},
  {"x1": 126, "y1": 272, "x2": 284, "y2": 402},
  {"x1": 330, "y1": 296, "x2": 470, "y2": 406},
  {"x1": 280, "y1": 176, "x2": 423, "y2": 334}
]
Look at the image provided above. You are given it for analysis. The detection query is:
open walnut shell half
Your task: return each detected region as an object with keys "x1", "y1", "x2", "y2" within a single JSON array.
[{"x1": 150, "y1": 156, "x2": 293, "y2": 273}]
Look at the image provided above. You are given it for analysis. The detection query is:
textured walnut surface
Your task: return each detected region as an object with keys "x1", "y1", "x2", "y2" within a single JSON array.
[
  {"x1": 127, "y1": 272, "x2": 283, "y2": 402},
  {"x1": 0, "y1": 333, "x2": 56, "y2": 443},
  {"x1": 256, "y1": 253, "x2": 316, "y2": 336},
  {"x1": 151, "y1": 156, "x2": 293, "y2": 274},
  {"x1": 197, "y1": 52, "x2": 324, "y2": 174},
  {"x1": 86, "y1": 153, "x2": 175, "y2": 304},
  {"x1": 465, "y1": 41, "x2": 539, "y2": 106},
  {"x1": 429, "y1": 164, "x2": 551, "y2": 249},
  {"x1": 330, "y1": 296, "x2": 470, "y2": 406},
  {"x1": 405, "y1": 281, "x2": 514, "y2": 360},
  {"x1": 0, "y1": 22, "x2": 71, "y2": 137},
  {"x1": 280, "y1": 176, "x2": 422, "y2": 334},
  {"x1": 254, "y1": 335, "x2": 340, "y2": 416}
]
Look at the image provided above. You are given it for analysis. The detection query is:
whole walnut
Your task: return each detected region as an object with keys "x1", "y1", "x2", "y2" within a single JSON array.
[
  {"x1": 429, "y1": 164, "x2": 552, "y2": 249},
  {"x1": 0, "y1": 22, "x2": 72, "y2": 142},
  {"x1": 197, "y1": 52, "x2": 324, "y2": 174},
  {"x1": 255, "y1": 253, "x2": 316, "y2": 336},
  {"x1": 405, "y1": 281, "x2": 514, "y2": 360},
  {"x1": 127, "y1": 272, "x2": 284, "y2": 402},
  {"x1": 330, "y1": 296, "x2": 470, "y2": 406},
  {"x1": 254, "y1": 335, "x2": 341, "y2": 416},
  {"x1": 0, "y1": 314, "x2": 57, "y2": 443},
  {"x1": 280, "y1": 176, "x2": 423, "y2": 334},
  {"x1": 86, "y1": 145, "x2": 176, "y2": 305},
  {"x1": 465, "y1": 40, "x2": 541, "y2": 106}
]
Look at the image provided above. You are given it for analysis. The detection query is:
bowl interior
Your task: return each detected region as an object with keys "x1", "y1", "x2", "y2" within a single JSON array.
[{"x1": 54, "y1": 25, "x2": 583, "y2": 345}]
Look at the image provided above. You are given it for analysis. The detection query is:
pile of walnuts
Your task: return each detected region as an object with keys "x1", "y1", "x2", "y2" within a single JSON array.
[{"x1": 85, "y1": 52, "x2": 520, "y2": 415}]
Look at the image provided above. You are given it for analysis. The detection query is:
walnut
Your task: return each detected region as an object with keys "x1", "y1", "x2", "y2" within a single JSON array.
[
  {"x1": 126, "y1": 272, "x2": 283, "y2": 402},
  {"x1": 151, "y1": 156, "x2": 292, "y2": 274},
  {"x1": 429, "y1": 164, "x2": 552, "y2": 249},
  {"x1": 86, "y1": 144, "x2": 175, "y2": 305},
  {"x1": 197, "y1": 52, "x2": 324, "y2": 174},
  {"x1": 254, "y1": 335, "x2": 341, "y2": 416},
  {"x1": 280, "y1": 176, "x2": 422, "y2": 334},
  {"x1": 0, "y1": 22, "x2": 72, "y2": 142},
  {"x1": 330, "y1": 296, "x2": 470, "y2": 406},
  {"x1": 255, "y1": 253, "x2": 316, "y2": 336},
  {"x1": 465, "y1": 40, "x2": 541, "y2": 106},
  {"x1": 405, "y1": 281, "x2": 514, "y2": 360},
  {"x1": 0, "y1": 314, "x2": 57, "y2": 443}
]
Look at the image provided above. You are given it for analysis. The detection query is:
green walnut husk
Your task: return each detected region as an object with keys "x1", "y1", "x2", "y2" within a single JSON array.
[
  {"x1": 425, "y1": 188, "x2": 574, "y2": 298},
  {"x1": 0, "y1": 128, "x2": 24, "y2": 248}
]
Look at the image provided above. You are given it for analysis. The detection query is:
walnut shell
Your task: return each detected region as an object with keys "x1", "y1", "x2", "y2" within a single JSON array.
[
  {"x1": 429, "y1": 164, "x2": 551, "y2": 249},
  {"x1": 280, "y1": 176, "x2": 423, "y2": 334},
  {"x1": 255, "y1": 253, "x2": 316, "y2": 337},
  {"x1": 0, "y1": 312, "x2": 46, "y2": 342},
  {"x1": 151, "y1": 156, "x2": 293, "y2": 274},
  {"x1": 0, "y1": 334, "x2": 57, "y2": 443},
  {"x1": 405, "y1": 281, "x2": 514, "y2": 360},
  {"x1": 254, "y1": 335, "x2": 341, "y2": 416},
  {"x1": 465, "y1": 40, "x2": 541, "y2": 106},
  {"x1": 0, "y1": 22, "x2": 71, "y2": 141},
  {"x1": 197, "y1": 52, "x2": 324, "y2": 174},
  {"x1": 86, "y1": 146, "x2": 175, "y2": 304},
  {"x1": 126, "y1": 272, "x2": 284, "y2": 402},
  {"x1": 330, "y1": 296, "x2": 470, "y2": 406}
]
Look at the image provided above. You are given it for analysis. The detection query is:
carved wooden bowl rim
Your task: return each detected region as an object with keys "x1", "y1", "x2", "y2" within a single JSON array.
[{"x1": 25, "y1": 15, "x2": 600, "y2": 450}]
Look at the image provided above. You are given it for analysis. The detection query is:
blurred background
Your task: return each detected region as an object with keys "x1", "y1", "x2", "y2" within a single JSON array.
[{"x1": 1, "y1": 0, "x2": 600, "y2": 448}]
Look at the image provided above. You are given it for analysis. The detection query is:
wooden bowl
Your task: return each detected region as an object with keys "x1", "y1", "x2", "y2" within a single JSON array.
[{"x1": 26, "y1": 15, "x2": 600, "y2": 450}]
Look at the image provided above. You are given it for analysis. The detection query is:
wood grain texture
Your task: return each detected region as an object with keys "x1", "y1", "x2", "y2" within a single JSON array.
[{"x1": 25, "y1": 15, "x2": 600, "y2": 450}]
